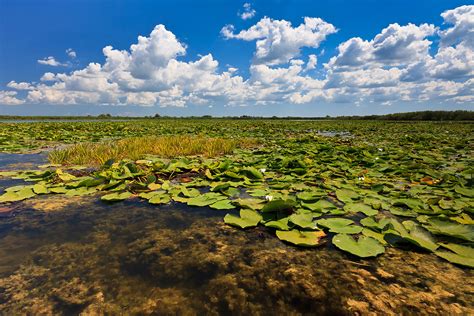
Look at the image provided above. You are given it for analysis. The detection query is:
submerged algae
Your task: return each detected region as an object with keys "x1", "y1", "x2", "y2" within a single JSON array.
[{"x1": 0, "y1": 198, "x2": 472, "y2": 315}]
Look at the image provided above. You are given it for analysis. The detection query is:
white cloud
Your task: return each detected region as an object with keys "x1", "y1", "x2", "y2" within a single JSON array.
[
  {"x1": 7, "y1": 81, "x2": 34, "y2": 90},
  {"x1": 0, "y1": 91, "x2": 24, "y2": 105},
  {"x1": 305, "y1": 54, "x2": 317, "y2": 71},
  {"x1": 327, "y1": 23, "x2": 436, "y2": 70},
  {"x1": 66, "y1": 48, "x2": 77, "y2": 58},
  {"x1": 37, "y1": 56, "x2": 68, "y2": 67},
  {"x1": 240, "y1": 3, "x2": 256, "y2": 20},
  {"x1": 2, "y1": 6, "x2": 473, "y2": 107},
  {"x1": 439, "y1": 5, "x2": 474, "y2": 48},
  {"x1": 222, "y1": 17, "x2": 337, "y2": 65}
]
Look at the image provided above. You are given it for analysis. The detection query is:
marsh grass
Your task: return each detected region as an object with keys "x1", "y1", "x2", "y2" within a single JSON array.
[{"x1": 48, "y1": 135, "x2": 258, "y2": 166}]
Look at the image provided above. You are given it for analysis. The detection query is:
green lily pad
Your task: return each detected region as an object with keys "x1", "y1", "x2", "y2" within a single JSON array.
[
  {"x1": 261, "y1": 199, "x2": 296, "y2": 213},
  {"x1": 224, "y1": 209, "x2": 262, "y2": 229},
  {"x1": 435, "y1": 244, "x2": 474, "y2": 268},
  {"x1": 265, "y1": 217, "x2": 290, "y2": 230},
  {"x1": 335, "y1": 189, "x2": 358, "y2": 203},
  {"x1": 288, "y1": 213, "x2": 317, "y2": 230},
  {"x1": 240, "y1": 167, "x2": 264, "y2": 180},
  {"x1": 32, "y1": 184, "x2": 49, "y2": 194},
  {"x1": 317, "y1": 218, "x2": 363, "y2": 234},
  {"x1": 423, "y1": 218, "x2": 474, "y2": 242},
  {"x1": 332, "y1": 234, "x2": 385, "y2": 258},
  {"x1": 209, "y1": 200, "x2": 235, "y2": 210},
  {"x1": 149, "y1": 193, "x2": 171, "y2": 204},
  {"x1": 384, "y1": 220, "x2": 438, "y2": 251},
  {"x1": 276, "y1": 230, "x2": 326, "y2": 247},
  {"x1": 0, "y1": 187, "x2": 36, "y2": 203},
  {"x1": 233, "y1": 198, "x2": 265, "y2": 210},
  {"x1": 101, "y1": 191, "x2": 133, "y2": 202},
  {"x1": 454, "y1": 186, "x2": 474, "y2": 198},
  {"x1": 344, "y1": 202, "x2": 378, "y2": 216}
]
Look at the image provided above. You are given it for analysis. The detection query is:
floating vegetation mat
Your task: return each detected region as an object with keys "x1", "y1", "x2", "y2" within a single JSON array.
[{"x1": 0, "y1": 120, "x2": 473, "y2": 314}]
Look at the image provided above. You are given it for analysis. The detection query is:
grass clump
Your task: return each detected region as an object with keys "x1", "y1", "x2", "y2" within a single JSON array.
[{"x1": 48, "y1": 135, "x2": 258, "y2": 166}]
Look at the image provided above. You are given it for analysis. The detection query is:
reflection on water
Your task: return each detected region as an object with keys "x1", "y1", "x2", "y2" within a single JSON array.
[{"x1": 0, "y1": 196, "x2": 472, "y2": 315}]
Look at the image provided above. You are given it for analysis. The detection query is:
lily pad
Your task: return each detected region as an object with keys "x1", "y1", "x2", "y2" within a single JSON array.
[
  {"x1": 0, "y1": 187, "x2": 36, "y2": 203},
  {"x1": 276, "y1": 230, "x2": 326, "y2": 247},
  {"x1": 423, "y1": 218, "x2": 474, "y2": 242},
  {"x1": 332, "y1": 234, "x2": 385, "y2": 258},
  {"x1": 224, "y1": 209, "x2": 262, "y2": 229},
  {"x1": 317, "y1": 218, "x2": 363, "y2": 234},
  {"x1": 209, "y1": 200, "x2": 236, "y2": 210},
  {"x1": 261, "y1": 199, "x2": 296, "y2": 213},
  {"x1": 101, "y1": 191, "x2": 133, "y2": 202},
  {"x1": 344, "y1": 202, "x2": 378, "y2": 216},
  {"x1": 335, "y1": 189, "x2": 358, "y2": 203},
  {"x1": 288, "y1": 213, "x2": 317, "y2": 230}
]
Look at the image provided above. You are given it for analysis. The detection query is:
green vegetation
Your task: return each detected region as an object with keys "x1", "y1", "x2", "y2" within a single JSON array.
[
  {"x1": 0, "y1": 118, "x2": 473, "y2": 268},
  {"x1": 48, "y1": 135, "x2": 258, "y2": 166}
]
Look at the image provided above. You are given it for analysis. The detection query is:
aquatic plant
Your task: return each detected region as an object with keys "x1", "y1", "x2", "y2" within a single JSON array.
[{"x1": 0, "y1": 119, "x2": 473, "y2": 268}]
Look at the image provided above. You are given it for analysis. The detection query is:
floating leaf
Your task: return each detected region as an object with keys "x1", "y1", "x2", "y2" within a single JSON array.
[
  {"x1": 148, "y1": 193, "x2": 171, "y2": 204},
  {"x1": 344, "y1": 202, "x2": 378, "y2": 216},
  {"x1": 332, "y1": 234, "x2": 385, "y2": 257},
  {"x1": 265, "y1": 217, "x2": 290, "y2": 230},
  {"x1": 261, "y1": 199, "x2": 296, "y2": 213},
  {"x1": 0, "y1": 188, "x2": 36, "y2": 203},
  {"x1": 209, "y1": 200, "x2": 235, "y2": 210},
  {"x1": 317, "y1": 218, "x2": 363, "y2": 234},
  {"x1": 32, "y1": 184, "x2": 49, "y2": 194},
  {"x1": 224, "y1": 209, "x2": 262, "y2": 229},
  {"x1": 101, "y1": 191, "x2": 133, "y2": 202},
  {"x1": 384, "y1": 219, "x2": 438, "y2": 251},
  {"x1": 288, "y1": 213, "x2": 317, "y2": 230},
  {"x1": 276, "y1": 230, "x2": 326, "y2": 247},
  {"x1": 240, "y1": 167, "x2": 264, "y2": 180},
  {"x1": 335, "y1": 189, "x2": 358, "y2": 203},
  {"x1": 454, "y1": 186, "x2": 474, "y2": 198},
  {"x1": 423, "y1": 218, "x2": 474, "y2": 242},
  {"x1": 435, "y1": 244, "x2": 474, "y2": 268}
]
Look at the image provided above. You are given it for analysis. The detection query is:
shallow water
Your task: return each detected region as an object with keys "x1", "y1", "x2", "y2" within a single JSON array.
[
  {"x1": 0, "y1": 152, "x2": 48, "y2": 170},
  {"x1": 0, "y1": 193, "x2": 472, "y2": 315}
]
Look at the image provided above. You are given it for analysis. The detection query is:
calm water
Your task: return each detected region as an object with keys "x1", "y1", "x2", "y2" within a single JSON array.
[{"x1": 0, "y1": 154, "x2": 472, "y2": 315}]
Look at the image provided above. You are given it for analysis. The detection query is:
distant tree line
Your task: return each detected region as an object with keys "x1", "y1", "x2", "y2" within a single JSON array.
[
  {"x1": 0, "y1": 110, "x2": 472, "y2": 121},
  {"x1": 335, "y1": 110, "x2": 474, "y2": 121}
]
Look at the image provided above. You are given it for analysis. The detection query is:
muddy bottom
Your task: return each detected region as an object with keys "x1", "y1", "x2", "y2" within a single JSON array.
[{"x1": 0, "y1": 196, "x2": 472, "y2": 315}]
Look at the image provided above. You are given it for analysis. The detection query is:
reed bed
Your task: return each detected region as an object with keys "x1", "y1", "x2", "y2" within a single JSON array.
[{"x1": 48, "y1": 135, "x2": 258, "y2": 166}]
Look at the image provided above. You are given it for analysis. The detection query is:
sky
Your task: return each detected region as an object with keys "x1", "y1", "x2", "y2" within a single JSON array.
[{"x1": 0, "y1": 0, "x2": 473, "y2": 117}]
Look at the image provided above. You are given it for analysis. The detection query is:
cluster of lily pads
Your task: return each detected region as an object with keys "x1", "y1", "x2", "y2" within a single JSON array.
[{"x1": 1, "y1": 128, "x2": 473, "y2": 267}]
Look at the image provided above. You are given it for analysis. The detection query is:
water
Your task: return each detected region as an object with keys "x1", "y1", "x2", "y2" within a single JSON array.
[
  {"x1": 0, "y1": 153, "x2": 472, "y2": 314},
  {"x1": 0, "y1": 152, "x2": 48, "y2": 170}
]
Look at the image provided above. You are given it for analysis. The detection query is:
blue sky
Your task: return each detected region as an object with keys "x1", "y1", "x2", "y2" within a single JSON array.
[{"x1": 0, "y1": 0, "x2": 473, "y2": 116}]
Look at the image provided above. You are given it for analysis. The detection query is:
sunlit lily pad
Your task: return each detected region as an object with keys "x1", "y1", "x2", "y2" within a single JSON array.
[
  {"x1": 101, "y1": 191, "x2": 133, "y2": 202},
  {"x1": 276, "y1": 230, "x2": 326, "y2": 247},
  {"x1": 224, "y1": 209, "x2": 262, "y2": 229},
  {"x1": 209, "y1": 200, "x2": 235, "y2": 210},
  {"x1": 288, "y1": 213, "x2": 317, "y2": 230},
  {"x1": 335, "y1": 189, "x2": 358, "y2": 203},
  {"x1": 317, "y1": 218, "x2": 363, "y2": 234},
  {"x1": 344, "y1": 202, "x2": 378, "y2": 216},
  {"x1": 332, "y1": 234, "x2": 385, "y2": 258}
]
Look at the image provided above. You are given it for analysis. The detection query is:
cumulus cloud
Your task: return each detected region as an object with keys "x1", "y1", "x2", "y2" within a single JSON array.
[
  {"x1": 37, "y1": 56, "x2": 68, "y2": 67},
  {"x1": 240, "y1": 3, "x2": 256, "y2": 20},
  {"x1": 0, "y1": 91, "x2": 24, "y2": 105},
  {"x1": 7, "y1": 81, "x2": 34, "y2": 90},
  {"x1": 1, "y1": 5, "x2": 473, "y2": 108},
  {"x1": 221, "y1": 17, "x2": 337, "y2": 65}
]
